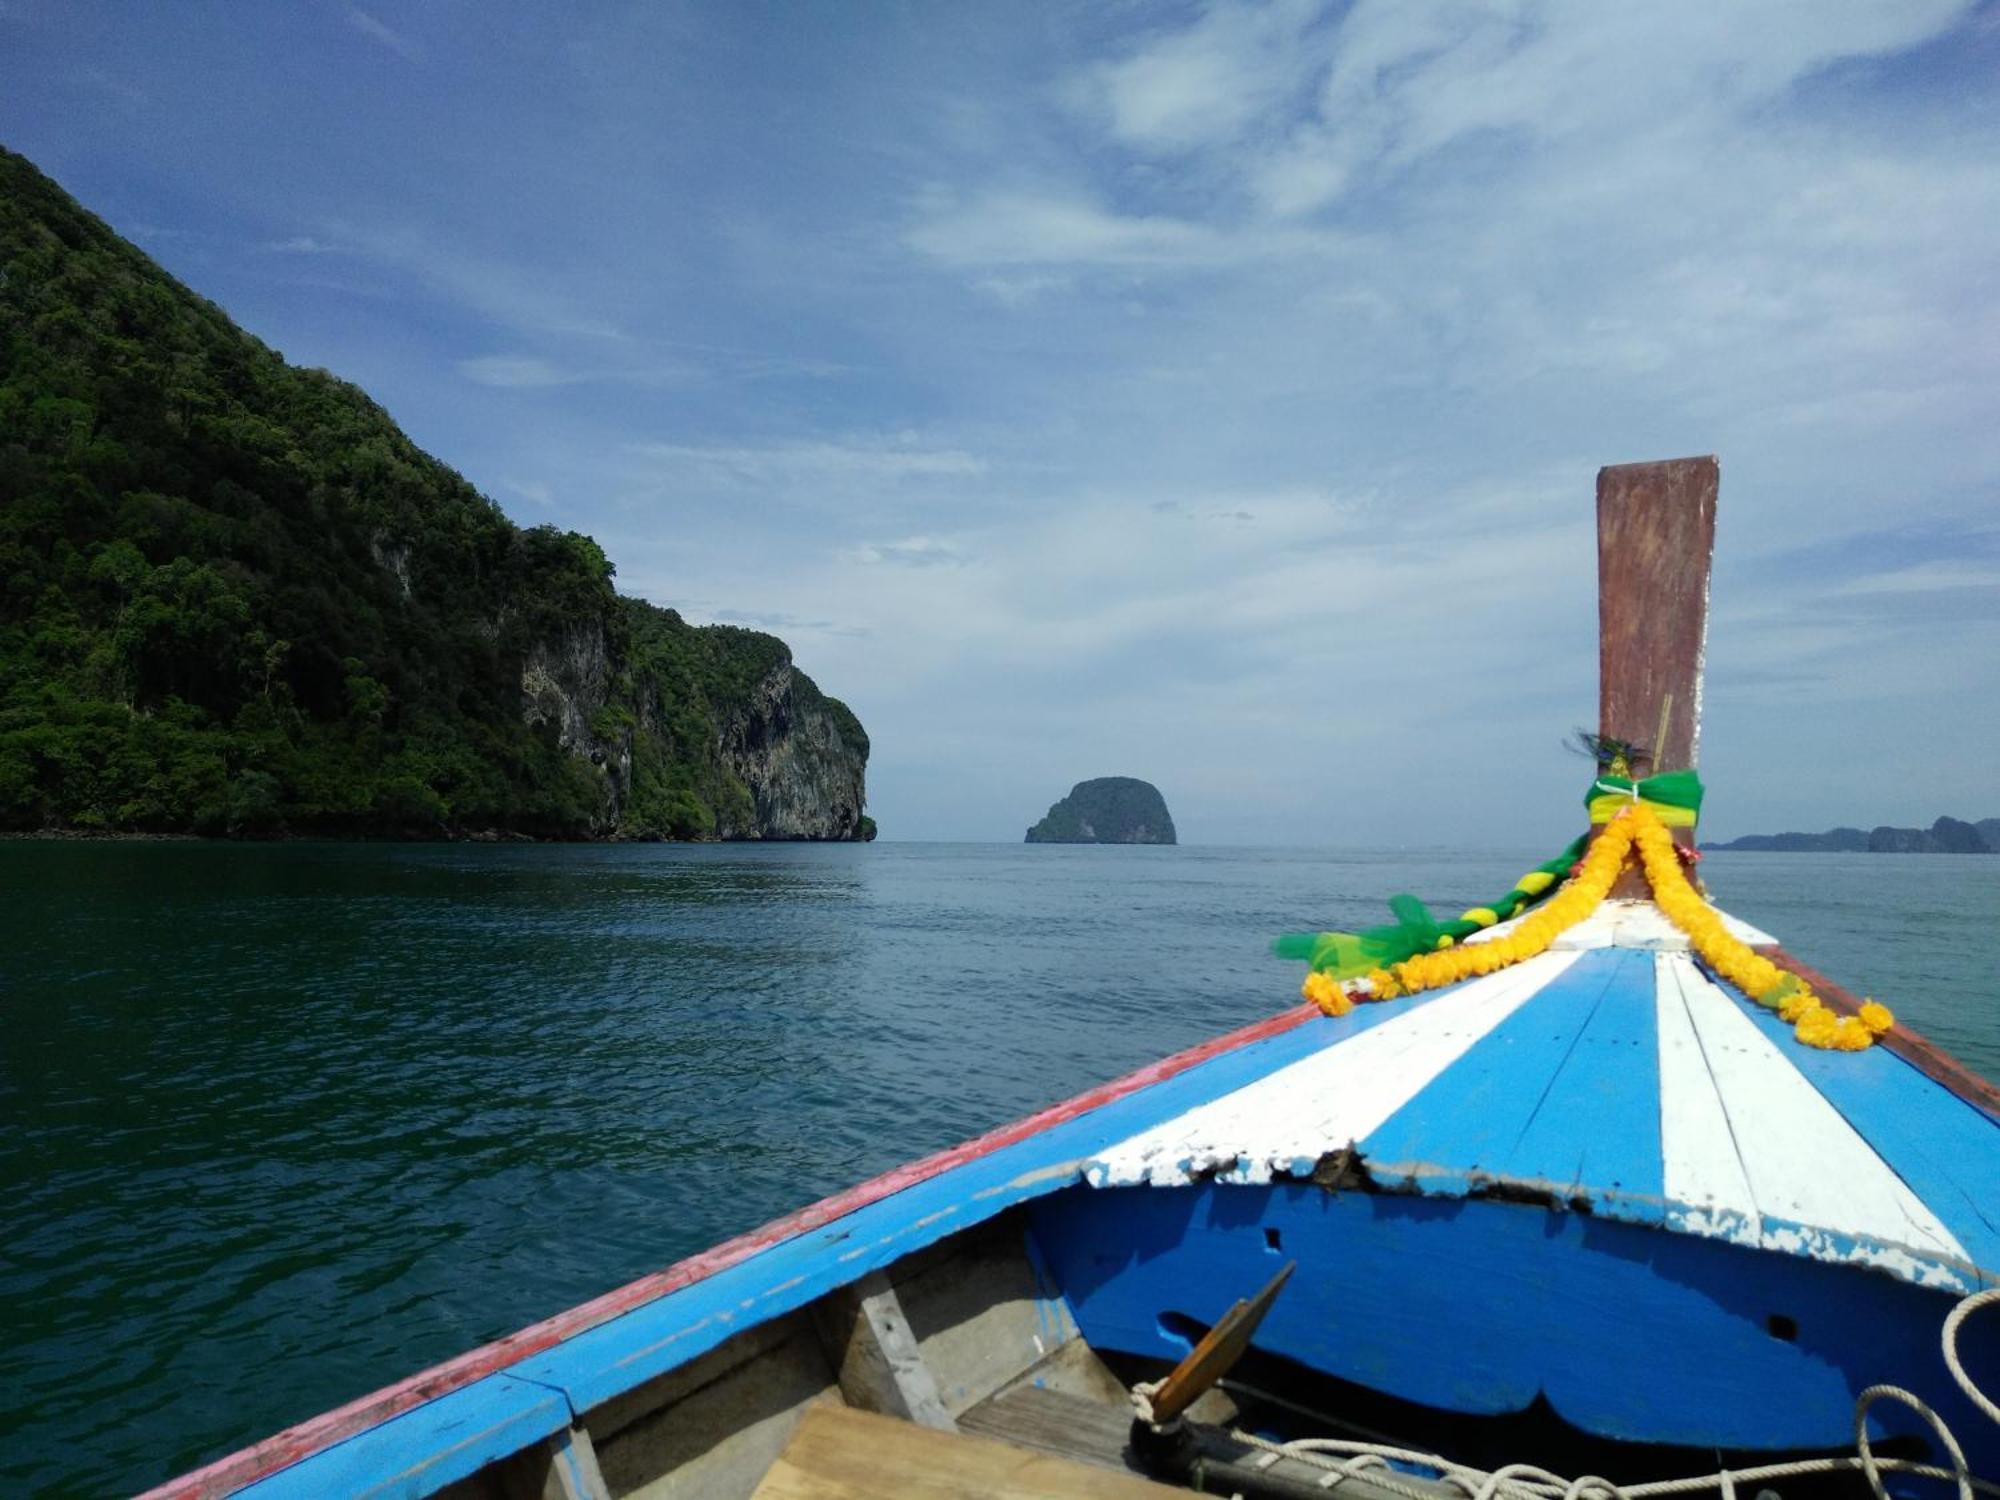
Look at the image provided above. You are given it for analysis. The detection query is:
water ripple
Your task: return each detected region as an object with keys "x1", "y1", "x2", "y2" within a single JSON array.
[{"x1": 0, "y1": 840, "x2": 1993, "y2": 1496}]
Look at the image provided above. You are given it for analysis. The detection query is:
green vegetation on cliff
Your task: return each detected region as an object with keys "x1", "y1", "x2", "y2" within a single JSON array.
[
  {"x1": 0, "y1": 146, "x2": 867, "y2": 838},
  {"x1": 1025, "y1": 777, "x2": 1176, "y2": 844}
]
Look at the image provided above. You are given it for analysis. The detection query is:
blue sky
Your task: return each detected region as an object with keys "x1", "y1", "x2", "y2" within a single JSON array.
[{"x1": 4, "y1": 1, "x2": 1997, "y2": 844}]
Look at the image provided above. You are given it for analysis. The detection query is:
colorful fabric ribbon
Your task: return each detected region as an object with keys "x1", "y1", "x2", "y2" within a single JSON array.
[
  {"x1": 1584, "y1": 768, "x2": 1704, "y2": 827},
  {"x1": 1274, "y1": 834, "x2": 1589, "y2": 980},
  {"x1": 1278, "y1": 769, "x2": 1707, "y2": 981}
]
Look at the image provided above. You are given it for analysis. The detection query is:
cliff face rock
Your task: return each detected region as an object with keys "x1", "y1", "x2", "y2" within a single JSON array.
[
  {"x1": 1929, "y1": 816, "x2": 1988, "y2": 853},
  {"x1": 518, "y1": 610, "x2": 867, "y2": 842},
  {"x1": 1026, "y1": 777, "x2": 1176, "y2": 845},
  {"x1": 519, "y1": 618, "x2": 627, "y2": 834},
  {"x1": 714, "y1": 655, "x2": 868, "y2": 840},
  {"x1": 1869, "y1": 816, "x2": 1989, "y2": 853}
]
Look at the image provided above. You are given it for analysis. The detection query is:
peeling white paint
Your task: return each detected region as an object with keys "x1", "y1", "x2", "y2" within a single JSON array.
[
  {"x1": 1082, "y1": 939, "x2": 1974, "y2": 1296},
  {"x1": 1654, "y1": 951, "x2": 1969, "y2": 1284},
  {"x1": 1085, "y1": 953, "x2": 1580, "y2": 1189}
]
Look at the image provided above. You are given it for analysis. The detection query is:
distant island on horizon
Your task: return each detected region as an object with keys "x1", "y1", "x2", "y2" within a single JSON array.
[
  {"x1": 1703, "y1": 815, "x2": 2000, "y2": 854},
  {"x1": 1026, "y1": 777, "x2": 1176, "y2": 845}
]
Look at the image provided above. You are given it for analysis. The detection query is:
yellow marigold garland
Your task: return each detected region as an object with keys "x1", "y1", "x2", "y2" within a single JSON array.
[
  {"x1": 1627, "y1": 800, "x2": 1892, "y2": 1051},
  {"x1": 1300, "y1": 800, "x2": 1896, "y2": 1053}
]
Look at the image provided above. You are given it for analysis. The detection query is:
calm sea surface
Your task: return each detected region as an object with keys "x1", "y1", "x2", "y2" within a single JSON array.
[{"x1": 3, "y1": 841, "x2": 1996, "y2": 1496}]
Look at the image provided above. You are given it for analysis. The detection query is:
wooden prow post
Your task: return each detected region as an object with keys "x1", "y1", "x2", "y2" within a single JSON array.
[{"x1": 1596, "y1": 457, "x2": 1718, "y2": 896}]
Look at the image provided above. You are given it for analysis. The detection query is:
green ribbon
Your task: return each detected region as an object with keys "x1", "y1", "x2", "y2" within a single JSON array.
[
  {"x1": 1277, "y1": 769, "x2": 1709, "y2": 983},
  {"x1": 1275, "y1": 834, "x2": 1589, "y2": 980},
  {"x1": 1584, "y1": 768, "x2": 1705, "y2": 827}
]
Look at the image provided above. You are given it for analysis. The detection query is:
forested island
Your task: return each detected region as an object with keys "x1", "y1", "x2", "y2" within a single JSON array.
[
  {"x1": 1703, "y1": 816, "x2": 1999, "y2": 853},
  {"x1": 1025, "y1": 777, "x2": 1176, "y2": 844},
  {"x1": 0, "y1": 147, "x2": 870, "y2": 840}
]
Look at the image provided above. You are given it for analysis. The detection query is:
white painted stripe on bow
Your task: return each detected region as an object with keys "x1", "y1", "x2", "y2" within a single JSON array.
[
  {"x1": 1084, "y1": 950, "x2": 1584, "y2": 1189},
  {"x1": 1655, "y1": 952, "x2": 1760, "y2": 1245},
  {"x1": 1467, "y1": 898, "x2": 1776, "y2": 952},
  {"x1": 1655, "y1": 951, "x2": 1970, "y2": 1287}
]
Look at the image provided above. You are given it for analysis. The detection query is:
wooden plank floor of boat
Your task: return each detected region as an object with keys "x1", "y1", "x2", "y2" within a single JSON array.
[{"x1": 749, "y1": 1402, "x2": 1188, "y2": 1499}]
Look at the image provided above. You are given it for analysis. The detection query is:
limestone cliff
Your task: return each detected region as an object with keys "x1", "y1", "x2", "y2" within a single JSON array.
[
  {"x1": 714, "y1": 657, "x2": 868, "y2": 840},
  {"x1": 517, "y1": 601, "x2": 868, "y2": 842}
]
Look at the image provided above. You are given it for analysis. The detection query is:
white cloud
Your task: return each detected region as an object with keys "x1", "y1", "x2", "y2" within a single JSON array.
[
  {"x1": 500, "y1": 480, "x2": 557, "y2": 509},
  {"x1": 1074, "y1": 0, "x2": 1323, "y2": 152},
  {"x1": 625, "y1": 437, "x2": 985, "y2": 487},
  {"x1": 908, "y1": 187, "x2": 1348, "y2": 271},
  {"x1": 80, "y1": 68, "x2": 148, "y2": 108},
  {"x1": 843, "y1": 536, "x2": 969, "y2": 568},
  {"x1": 908, "y1": 191, "x2": 1220, "y2": 269},
  {"x1": 262, "y1": 235, "x2": 337, "y2": 255},
  {"x1": 456, "y1": 355, "x2": 581, "y2": 389},
  {"x1": 1834, "y1": 559, "x2": 2000, "y2": 598},
  {"x1": 320, "y1": 223, "x2": 628, "y2": 341},
  {"x1": 344, "y1": 6, "x2": 423, "y2": 62}
]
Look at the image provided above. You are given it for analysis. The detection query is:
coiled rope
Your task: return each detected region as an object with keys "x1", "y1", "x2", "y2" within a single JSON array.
[{"x1": 1217, "y1": 1287, "x2": 2000, "y2": 1500}]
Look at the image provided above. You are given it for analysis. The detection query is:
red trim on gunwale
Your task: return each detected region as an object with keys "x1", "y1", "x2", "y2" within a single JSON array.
[{"x1": 141, "y1": 1003, "x2": 1322, "y2": 1499}]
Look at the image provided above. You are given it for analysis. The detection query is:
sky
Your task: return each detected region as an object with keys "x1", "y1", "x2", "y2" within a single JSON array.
[{"x1": 3, "y1": 0, "x2": 1997, "y2": 845}]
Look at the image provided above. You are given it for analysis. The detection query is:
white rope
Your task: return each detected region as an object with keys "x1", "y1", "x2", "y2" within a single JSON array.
[
  {"x1": 1948, "y1": 1290, "x2": 2000, "y2": 1427},
  {"x1": 1218, "y1": 1288, "x2": 1999, "y2": 1500},
  {"x1": 1854, "y1": 1384, "x2": 1971, "y2": 1500}
]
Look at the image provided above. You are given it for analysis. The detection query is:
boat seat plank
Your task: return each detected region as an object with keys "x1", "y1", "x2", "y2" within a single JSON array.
[
  {"x1": 962, "y1": 1385, "x2": 1457, "y2": 1500},
  {"x1": 748, "y1": 1402, "x2": 1185, "y2": 1499},
  {"x1": 959, "y1": 1384, "x2": 1142, "y2": 1473}
]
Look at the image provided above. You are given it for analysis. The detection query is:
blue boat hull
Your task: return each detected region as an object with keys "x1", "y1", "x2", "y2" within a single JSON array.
[{"x1": 1032, "y1": 1180, "x2": 2000, "y2": 1475}]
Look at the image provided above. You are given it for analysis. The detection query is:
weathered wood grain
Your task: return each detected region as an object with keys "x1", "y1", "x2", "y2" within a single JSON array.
[
  {"x1": 1598, "y1": 455, "x2": 1717, "y2": 773},
  {"x1": 749, "y1": 1402, "x2": 1185, "y2": 1499},
  {"x1": 959, "y1": 1384, "x2": 1143, "y2": 1474},
  {"x1": 894, "y1": 1224, "x2": 1084, "y2": 1417},
  {"x1": 961, "y1": 1386, "x2": 1448, "y2": 1500},
  {"x1": 1655, "y1": 952, "x2": 1966, "y2": 1273},
  {"x1": 490, "y1": 1425, "x2": 611, "y2": 1500},
  {"x1": 601, "y1": 1332, "x2": 838, "y2": 1500},
  {"x1": 1596, "y1": 456, "x2": 1717, "y2": 892},
  {"x1": 811, "y1": 1271, "x2": 957, "y2": 1431}
]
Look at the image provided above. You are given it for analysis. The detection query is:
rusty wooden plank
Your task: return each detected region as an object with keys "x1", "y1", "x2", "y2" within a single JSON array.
[
  {"x1": 1598, "y1": 456, "x2": 1718, "y2": 773},
  {"x1": 1596, "y1": 457, "x2": 1718, "y2": 893}
]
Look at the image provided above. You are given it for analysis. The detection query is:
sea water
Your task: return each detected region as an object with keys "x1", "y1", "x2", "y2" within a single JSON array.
[{"x1": 2, "y1": 840, "x2": 1994, "y2": 1495}]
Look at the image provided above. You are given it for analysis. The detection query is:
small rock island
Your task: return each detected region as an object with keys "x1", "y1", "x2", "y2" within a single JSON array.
[{"x1": 1025, "y1": 777, "x2": 1177, "y2": 845}]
